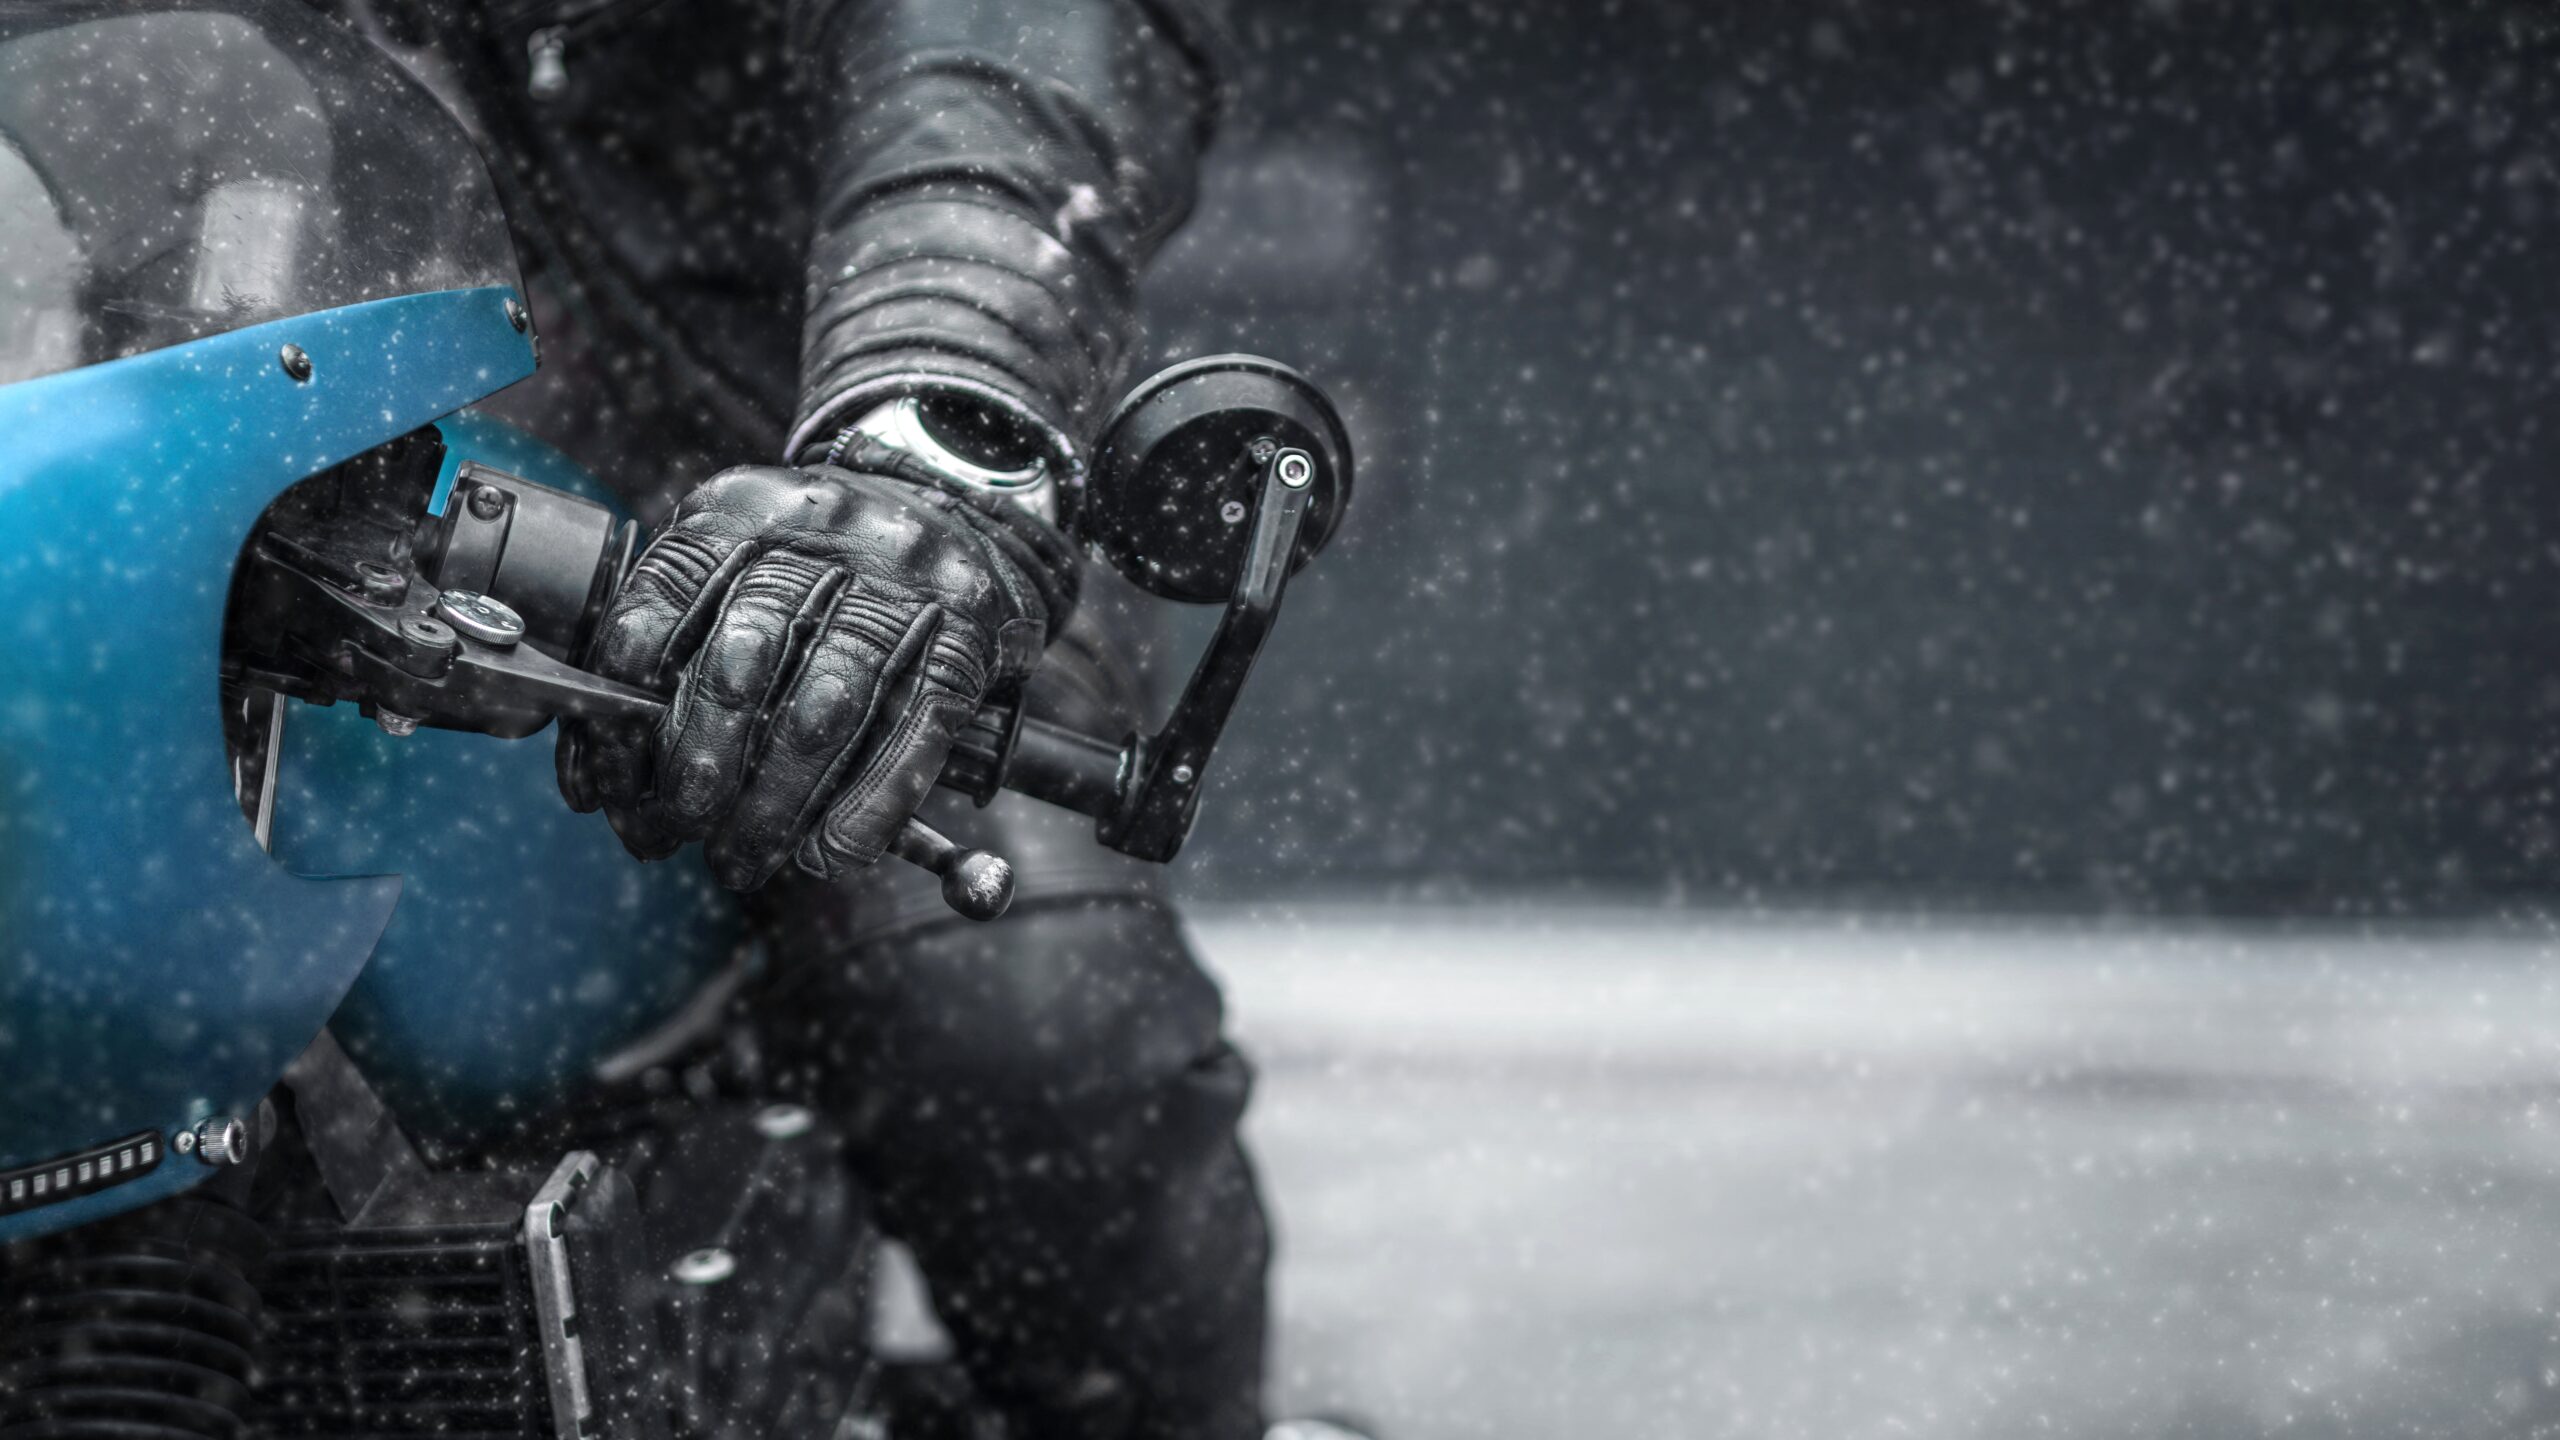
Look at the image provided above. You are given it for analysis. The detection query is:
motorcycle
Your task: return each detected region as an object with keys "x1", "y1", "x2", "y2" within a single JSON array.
[{"x1": 0, "y1": 3, "x2": 1353, "y2": 1436}]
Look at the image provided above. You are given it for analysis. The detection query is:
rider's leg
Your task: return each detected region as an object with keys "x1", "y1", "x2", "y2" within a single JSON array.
[{"x1": 750, "y1": 595, "x2": 1272, "y2": 1440}]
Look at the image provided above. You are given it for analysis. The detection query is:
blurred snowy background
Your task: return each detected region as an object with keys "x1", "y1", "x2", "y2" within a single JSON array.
[
  {"x1": 1122, "y1": 2, "x2": 2560, "y2": 1435},
  {"x1": 1156, "y1": 0, "x2": 2560, "y2": 908},
  {"x1": 1198, "y1": 906, "x2": 2560, "y2": 1438}
]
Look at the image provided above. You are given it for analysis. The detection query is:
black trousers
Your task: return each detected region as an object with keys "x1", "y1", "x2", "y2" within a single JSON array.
[{"x1": 747, "y1": 595, "x2": 1271, "y2": 1440}]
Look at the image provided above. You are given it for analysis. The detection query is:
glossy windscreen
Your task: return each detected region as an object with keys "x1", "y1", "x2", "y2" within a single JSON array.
[{"x1": 0, "y1": 0, "x2": 519, "y2": 386}]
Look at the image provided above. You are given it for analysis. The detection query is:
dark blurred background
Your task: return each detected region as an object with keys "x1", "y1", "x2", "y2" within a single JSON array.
[{"x1": 1143, "y1": 0, "x2": 2560, "y2": 912}]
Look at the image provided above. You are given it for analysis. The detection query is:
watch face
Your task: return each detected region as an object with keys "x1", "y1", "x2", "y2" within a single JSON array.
[
  {"x1": 863, "y1": 395, "x2": 1051, "y2": 492},
  {"x1": 914, "y1": 393, "x2": 1055, "y2": 485}
]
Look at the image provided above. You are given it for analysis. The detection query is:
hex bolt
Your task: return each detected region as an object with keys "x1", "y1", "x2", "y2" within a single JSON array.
[
  {"x1": 278, "y1": 344, "x2": 313, "y2": 382},
  {"x1": 354, "y1": 560, "x2": 407, "y2": 604},
  {"x1": 400, "y1": 615, "x2": 456, "y2": 649},
  {"x1": 190, "y1": 1116, "x2": 248, "y2": 1167}
]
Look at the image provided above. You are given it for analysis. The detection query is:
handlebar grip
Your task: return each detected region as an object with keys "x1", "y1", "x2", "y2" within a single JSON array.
[{"x1": 993, "y1": 717, "x2": 1126, "y2": 819}]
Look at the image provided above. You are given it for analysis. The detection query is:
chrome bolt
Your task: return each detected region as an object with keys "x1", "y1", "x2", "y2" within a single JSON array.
[
  {"x1": 278, "y1": 344, "x2": 313, "y2": 383},
  {"x1": 374, "y1": 710, "x2": 421, "y2": 738},
  {"x1": 753, "y1": 1104, "x2": 814, "y2": 1140},
  {"x1": 191, "y1": 1116, "x2": 248, "y2": 1167},
  {"x1": 1170, "y1": 763, "x2": 1196, "y2": 786},
  {"x1": 1275, "y1": 450, "x2": 1315, "y2": 489},
  {"x1": 527, "y1": 27, "x2": 568, "y2": 99},
  {"x1": 505, "y1": 296, "x2": 531, "y2": 333},
  {"x1": 437, "y1": 589, "x2": 527, "y2": 648},
  {"x1": 671, "y1": 1247, "x2": 737, "y2": 1285}
]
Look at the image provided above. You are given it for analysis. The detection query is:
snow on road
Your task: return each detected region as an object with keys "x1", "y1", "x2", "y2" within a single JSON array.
[{"x1": 1188, "y1": 904, "x2": 2560, "y2": 1440}]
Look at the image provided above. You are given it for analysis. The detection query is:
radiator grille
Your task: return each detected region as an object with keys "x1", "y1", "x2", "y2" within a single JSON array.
[{"x1": 260, "y1": 1224, "x2": 553, "y2": 1440}]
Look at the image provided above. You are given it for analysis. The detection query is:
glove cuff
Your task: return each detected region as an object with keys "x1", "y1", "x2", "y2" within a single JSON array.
[
  {"x1": 788, "y1": 183, "x2": 1143, "y2": 515},
  {"x1": 813, "y1": 444, "x2": 1083, "y2": 643}
]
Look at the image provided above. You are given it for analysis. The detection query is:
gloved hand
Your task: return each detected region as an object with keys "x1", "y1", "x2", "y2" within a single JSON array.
[{"x1": 557, "y1": 462, "x2": 1077, "y2": 891}]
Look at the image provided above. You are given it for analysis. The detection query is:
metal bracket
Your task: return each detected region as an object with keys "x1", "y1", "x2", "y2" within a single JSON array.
[
  {"x1": 1096, "y1": 444, "x2": 1315, "y2": 861},
  {"x1": 280, "y1": 1028, "x2": 431, "y2": 1224},
  {"x1": 527, "y1": 1151, "x2": 603, "y2": 1440}
]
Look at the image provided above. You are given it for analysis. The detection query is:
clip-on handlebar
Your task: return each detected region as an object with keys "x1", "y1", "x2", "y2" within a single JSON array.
[{"x1": 232, "y1": 357, "x2": 1355, "y2": 922}]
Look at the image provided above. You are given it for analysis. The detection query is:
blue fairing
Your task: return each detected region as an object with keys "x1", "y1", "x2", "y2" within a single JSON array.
[
  {"x1": 279, "y1": 411, "x2": 743, "y2": 1148},
  {"x1": 0, "y1": 288, "x2": 536, "y2": 1242}
]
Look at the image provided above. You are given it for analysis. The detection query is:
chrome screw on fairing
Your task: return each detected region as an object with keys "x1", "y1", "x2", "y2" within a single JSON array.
[
  {"x1": 374, "y1": 711, "x2": 421, "y2": 738},
  {"x1": 505, "y1": 296, "x2": 531, "y2": 333},
  {"x1": 189, "y1": 1116, "x2": 248, "y2": 1167},
  {"x1": 277, "y1": 344, "x2": 313, "y2": 382}
]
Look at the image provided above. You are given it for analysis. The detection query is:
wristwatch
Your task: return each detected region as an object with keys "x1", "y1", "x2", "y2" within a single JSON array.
[{"x1": 827, "y1": 394, "x2": 1059, "y2": 522}]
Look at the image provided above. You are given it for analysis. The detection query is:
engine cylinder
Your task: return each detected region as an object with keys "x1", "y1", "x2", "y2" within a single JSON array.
[{"x1": 0, "y1": 1193, "x2": 269, "y2": 1440}]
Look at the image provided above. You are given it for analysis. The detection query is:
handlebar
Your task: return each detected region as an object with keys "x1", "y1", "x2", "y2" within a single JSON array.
[
  {"x1": 529, "y1": 441, "x2": 1315, "y2": 918},
  {"x1": 227, "y1": 357, "x2": 1351, "y2": 923}
]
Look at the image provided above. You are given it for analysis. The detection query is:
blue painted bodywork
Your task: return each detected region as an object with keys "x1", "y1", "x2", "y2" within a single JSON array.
[
  {"x1": 0, "y1": 287, "x2": 535, "y2": 1240},
  {"x1": 279, "y1": 411, "x2": 741, "y2": 1148}
]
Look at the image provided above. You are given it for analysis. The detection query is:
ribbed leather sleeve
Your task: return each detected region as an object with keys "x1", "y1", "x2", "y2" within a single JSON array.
[{"x1": 783, "y1": 0, "x2": 1228, "y2": 496}]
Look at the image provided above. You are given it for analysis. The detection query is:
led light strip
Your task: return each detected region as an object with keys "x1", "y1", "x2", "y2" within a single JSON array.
[{"x1": 0, "y1": 1132, "x2": 163, "y2": 1214}]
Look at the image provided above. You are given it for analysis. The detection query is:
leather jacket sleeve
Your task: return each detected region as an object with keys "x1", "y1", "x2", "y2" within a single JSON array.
[{"x1": 781, "y1": 0, "x2": 1229, "y2": 497}]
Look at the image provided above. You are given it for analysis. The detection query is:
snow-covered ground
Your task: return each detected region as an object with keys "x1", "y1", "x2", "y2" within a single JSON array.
[{"x1": 1188, "y1": 904, "x2": 2560, "y2": 1440}]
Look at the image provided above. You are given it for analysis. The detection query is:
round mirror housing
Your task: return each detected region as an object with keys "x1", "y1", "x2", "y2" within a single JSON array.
[{"x1": 1082, "y1": 355, "x2": 1354, "y2": 604}]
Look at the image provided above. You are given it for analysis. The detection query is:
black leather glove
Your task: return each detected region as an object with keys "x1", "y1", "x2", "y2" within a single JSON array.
[{"x1": 557, "y1": 462, "x2": 1077, "y2": 891}]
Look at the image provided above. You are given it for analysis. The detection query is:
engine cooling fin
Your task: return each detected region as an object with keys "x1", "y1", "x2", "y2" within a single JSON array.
[{"x1": 0, "y1": 1195, "x2": 268, "y2": 1440}]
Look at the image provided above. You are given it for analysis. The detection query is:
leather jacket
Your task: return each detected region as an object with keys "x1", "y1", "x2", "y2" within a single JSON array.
[
  {"x1": 359, "y1": 0, "x2": 1228, "y2": 522},
  {"x1": 341, "y1": 11, "x2": 1275, "y2": 1435}
]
